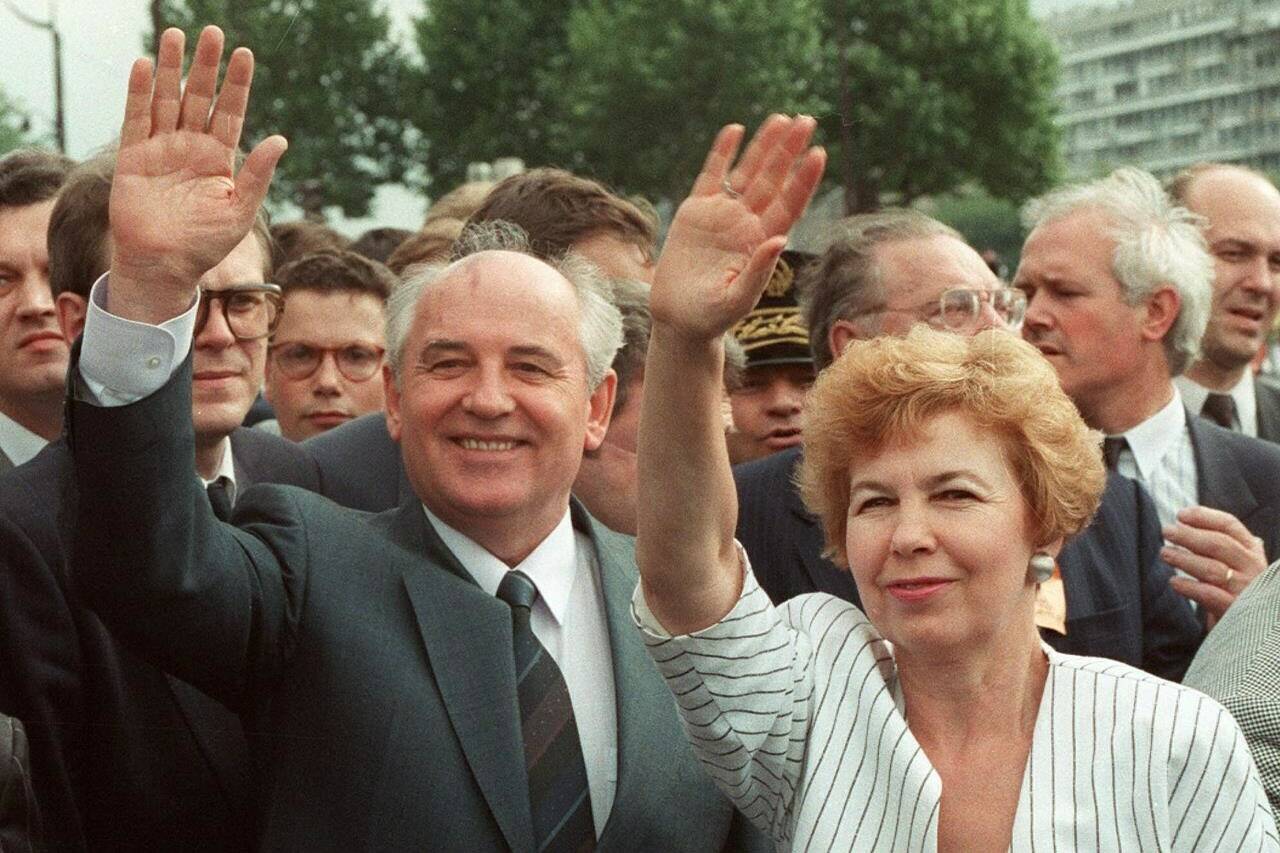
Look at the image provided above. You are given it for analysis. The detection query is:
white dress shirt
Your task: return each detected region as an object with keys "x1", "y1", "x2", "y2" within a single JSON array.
[
  {"x1": 0, "y1": 411, "x2": 48, "y2": 468},
  {"x1": 1176, "y1": 372, "x2": 1257, "y2": 437},
  {"x1": 426, "y1": 507, "x2": 618, "y2": 836},
  {"x1": 1107, "y1": 386, "x2": 1199, "y2": 530},
  {"x1": 635, "y1": 556, "x2": 1280, "y2": 851}
]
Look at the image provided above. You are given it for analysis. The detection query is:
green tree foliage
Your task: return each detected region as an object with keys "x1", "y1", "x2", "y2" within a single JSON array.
[
  {"x1": 932, "y1": 189, "x2": 1025, "y2": 273},
  {"x1": 0, "y1": 88, "x2": 37, "y2": 156},
  {"x1": 150, "y1": 0, "x2": 414, "y2": 219},
  {"x1": 410, "y1": 0, "x2": 574, "y2": 194},
  {"x1": 560, "y1": 0, "x2": 820, "y2": 200},
  {"x1": 816, "y1": 0, "x2": 1061, "y2": 213}
]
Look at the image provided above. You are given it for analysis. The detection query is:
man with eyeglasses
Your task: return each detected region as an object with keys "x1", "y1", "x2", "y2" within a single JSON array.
[
  {"x1": 0, "y1": 148, "x2": 318, "y2": 850},
  {"x1": 735, "y1": 208, "x2": 1202, "y2": 680},
  {"x1": 261, "y1": 251, "x2": 393, "y2": 441}
]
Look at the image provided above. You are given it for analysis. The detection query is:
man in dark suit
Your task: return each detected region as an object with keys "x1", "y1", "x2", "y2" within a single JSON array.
[
  {"x1": 0, "y1": 139, "x2": 319, "y2": 849},
  {"x1": 736, "y1": 209, "x2": 1202, "y2": 679},
  {"x1": 0, "y1": 150, "x2": 76, "y2": 472},
  {"x1": 0, "y1": 713, "x2": 38, "y2": 852},
  {"x1": 1016, "y1": 167, "x2": 1280, "y2": 624},
  {"x1": 1167, "y1": 164, "x2": 1280, "y2": 442},
  {"x1": 66, "y1": 27, "x2": 776, "y2": 850}
]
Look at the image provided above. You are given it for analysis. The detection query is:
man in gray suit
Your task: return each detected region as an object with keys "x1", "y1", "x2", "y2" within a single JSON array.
[
  {"x1": 0, "y1": 149, "x2": 75, "y2": 472},
  {"x1": 1167, "y1": 164, "x2": 1280, "y2": 442},
  {"x1": 1184, "y1": 557, "x2": 1280, "y2": 813},
  {"x1": 1016, "y1": 167, "x2": 1280, "y2": 623},
  {"x1": 68, "y1": 26, "x2": 798, "y2": 849}
]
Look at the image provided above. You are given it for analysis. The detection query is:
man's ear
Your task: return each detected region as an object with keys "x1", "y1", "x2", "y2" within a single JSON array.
[
  {"x1": 383, "y1": 362, "x2": 402, "y2": 443},
  {"x1": 56, "y1": 293, "x2": 88, "y2": 342},
  {"x1": 829, "y1": 319, "x2": 861, "y2": 363},
  {"x1": 584, "y1": 369, "x2": 617, "y2": 453},
  {"x1": 1140, "y1": 286, "x2": 1181, "y2": 343}
]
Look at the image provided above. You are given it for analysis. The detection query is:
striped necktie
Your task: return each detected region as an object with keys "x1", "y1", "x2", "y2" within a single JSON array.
[
  {"x1": 1102, "y1": 436, "x2": 1129, "y2": 472},
  {"x1": 1201, "y1": 393, "x2": 1237, "y2": 430},
  {"x1": 496, "y1": 570, "x2": 596, "y2": 852},
  {"x1": 206, "y1": 477, "x2": 233, "y2": 522}
]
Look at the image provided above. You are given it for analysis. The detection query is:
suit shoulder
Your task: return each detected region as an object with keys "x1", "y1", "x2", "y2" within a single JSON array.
[
  {"x1": 231, "y1": 427, "x2": 319, "y2": 490},
  {"x1": 304, "y1": 413, "x2": 394, "y2": 464},
  {"x1": 733, "y1": 446, "x2": 801, "y2": 493}
]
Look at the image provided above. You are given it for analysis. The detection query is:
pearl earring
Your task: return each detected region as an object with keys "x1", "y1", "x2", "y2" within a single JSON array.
[{"x1": 1028, "y1": 553, "x2": 1055, "y2": 584}]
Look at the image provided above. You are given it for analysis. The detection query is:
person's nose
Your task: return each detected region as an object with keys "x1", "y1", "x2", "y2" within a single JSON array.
[
  {"x1": 888, "y1": 498, "x2": 937, "y2": 558},
  {"x1": 1240, "y1": 255, "x2": 1276, "y2": 298},
  {"x1": 1020, "y1": 289, "x2": 1051, "y2": 335},
  {"x1": 462, "y1": 365, "x2": 516, "y2": 418},
  {"x1": 310, "y1": 352, "x2": 343, "y2": 397},
  {"x1": 195, "y1": 297, "x2": 237, "y2": 350},
  {"x1": 765, "y1": 381, "x2": 804, "y2": 416},
  {"x1": 14, "y1": 274, "x2": 57, "y2": 323}
]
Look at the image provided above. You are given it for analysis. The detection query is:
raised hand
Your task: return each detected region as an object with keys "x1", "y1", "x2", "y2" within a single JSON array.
[
  {"x1": 108, "y1": 25, "x2": 286, "y2": 323},
  {"x1": 650, "y1": 115, "x2": 825, "y2": 341}
]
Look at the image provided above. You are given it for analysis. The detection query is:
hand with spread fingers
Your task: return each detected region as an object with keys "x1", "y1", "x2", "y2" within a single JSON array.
[
  {"x1": 108, "y1": 25, "x2": 287, "y2": 324},
  {"x1": 1163, "y1": 504, "x2": 1266, "y2": 623},
  {"x1": 650, "y1": 114, "x2": 826, "y2": 343}
]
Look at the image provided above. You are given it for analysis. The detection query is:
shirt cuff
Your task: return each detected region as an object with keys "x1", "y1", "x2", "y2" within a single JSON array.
[
  {"x1": 78, "y1": 273, "x2": 198, "y2": 406},
  {"x1": 631, "y1": 542, "x2": 753, "y2": 640}
]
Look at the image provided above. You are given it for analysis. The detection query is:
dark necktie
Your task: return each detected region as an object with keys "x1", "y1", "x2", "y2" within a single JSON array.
[
  {"x1": 1201, "y1": 393, "x2": 1237, "y2": 430},
  {"x1": 495, "y1": 570, "x2": 595, "y2": 852},
  {"x1": 1102, "y1": 436, "x2": 1129, "y2": 472},
  {"x1": 206, "y1": 478, "x2": 233, "y2": 522}
]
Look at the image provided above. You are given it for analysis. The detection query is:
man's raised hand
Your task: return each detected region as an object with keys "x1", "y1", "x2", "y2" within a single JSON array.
[
  {"x1": 108, "y1": 25, "x2": 286, "y2": 323},
  {"x1": 650, "y1": 115, "x2": 826, "y2": 342}
]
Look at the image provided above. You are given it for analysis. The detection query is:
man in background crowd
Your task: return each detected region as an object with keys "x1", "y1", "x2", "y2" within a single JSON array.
[
  {"x1": 0, "y1": 146, "x2": 317, "y2": 850},
  {"x1": 1168, "y1": 163, "x2": 1280, "y2": 442},
  {"x1": 262, "y1": 250, "x2": 394, "y2": 441},
  {"x1": 0, "y1": 149, "x2": 74, "y2": 469},
  {"x1": 725, "y1": 249, "x2": 814, "y2": 465},
  {"x1": 1015, "y1": 167, "x2": 1280, "y2": 623}
]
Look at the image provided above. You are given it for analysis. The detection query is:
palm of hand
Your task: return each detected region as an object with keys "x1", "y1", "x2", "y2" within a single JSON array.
[
  {"x1": 111, "y1": 133, "x2": 248, "y2": 282},
  {"x1": 652, "y1": 194, "x2": 770, "y2": 338}
]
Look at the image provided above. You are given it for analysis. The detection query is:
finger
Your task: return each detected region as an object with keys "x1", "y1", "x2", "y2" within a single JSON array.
[
  {"x1": 740, "y1": 117, "x2": 813, "y2": 214},
  {"x1": 234, "y1": 135, "x2": 288, "y2": 216},
  {"x1": 1169, "y1": 576, "x2": 1233, "y2": 618},
  {"x1": 735, "y1": 236, "x2": 788, "y2": 305},
  {"x1": 690, "y1": 124, "x2": 745, "y2": 197},
  {"x1": 1176, "y1": 505, "x2": 1252, "y2": 538},
  {"x1": 179, "y1": 25, "x2": 225, "y2": 131},
  {"x1": 150, "y1": 28, "x2": 186, "y2": 134},
  {"x1": 120, "y1": 58, "x2": 155, "y2": 147},
  {"x1": 725, "y1": 114, "x2": 789, "y2": 192},
  {"x1": 1160, "y1": 543, "x2": 1247, "y2": 592},
  {"x1": 209, "y1": 47, "x2": 255, "y2": 152},
  {"x1": 760, "y1": 147, "x2": 827, "y2": 237},
  {"x1": 1162, "y1": 522, "x2": 1255, "y2": 568}
]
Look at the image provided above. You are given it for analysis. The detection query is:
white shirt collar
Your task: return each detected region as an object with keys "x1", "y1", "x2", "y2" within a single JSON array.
[
  {"x1": 198, "y1": 437, "x2": 237, "y2": 500},
  {"x1": 1114, "y1": 386, "x2": 1186, "y2": 481},
  {"x1": 0, "y1": 411, "x2": 48, "y2": 468},
  {"x1": 422, "y1": 506, "x2": 577, "y2": 627},
  {"x1": 1174, "y1": 372, "x2": 1257, "y2": 436}
]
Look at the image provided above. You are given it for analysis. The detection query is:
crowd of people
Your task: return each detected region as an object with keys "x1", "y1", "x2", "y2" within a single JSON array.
[{"x1": 1, "y1": 22, "x2": 1279, "y2": 851}]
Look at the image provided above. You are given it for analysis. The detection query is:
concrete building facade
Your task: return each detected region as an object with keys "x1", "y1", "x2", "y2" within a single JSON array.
[{"x1": 1045, "y1": 0, "x2": 1280, "y2": 178}]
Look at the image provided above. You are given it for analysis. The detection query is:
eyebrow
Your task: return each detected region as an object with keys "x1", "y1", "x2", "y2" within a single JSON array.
[
  {"x1": 508, "y1": 344, "x2": 563, "y2": 363},
  {"x1": 849, "y1": 470, "x2": 988, "y2": 493}
]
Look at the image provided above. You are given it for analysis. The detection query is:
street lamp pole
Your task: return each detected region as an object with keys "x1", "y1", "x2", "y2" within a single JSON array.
[{"x1": 4, "y1": 0, "x2": 67, "y2": 153}]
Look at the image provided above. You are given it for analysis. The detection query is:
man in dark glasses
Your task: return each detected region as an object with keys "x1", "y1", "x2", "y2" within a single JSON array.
[{"x1": 261, "y1": 250, "x2": 394, "y2": 441}]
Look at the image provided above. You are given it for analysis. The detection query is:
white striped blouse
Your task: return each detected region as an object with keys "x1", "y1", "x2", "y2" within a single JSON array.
[{"x1": 634, "y1": 566, "x2": 1279, "y2": 851}]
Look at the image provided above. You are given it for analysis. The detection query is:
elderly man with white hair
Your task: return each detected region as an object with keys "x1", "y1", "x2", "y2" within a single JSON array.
[{"x1": 1014, "y1": 167, "x2": 1280, "y2": 623}]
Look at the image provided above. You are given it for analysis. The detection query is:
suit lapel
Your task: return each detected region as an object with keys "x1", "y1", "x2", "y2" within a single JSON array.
[
  {"x1": 1255, "y1": 378, "x2": 1280, "y2": 444},
  {"x1": 0, "y1": 448, "x2": 13, "y2": 475},
  {"x1": 390, "y1": 499, "x2": 535, "y2": 853},
  {"x1": 585, "y1": 504, "x2": 672, "y2": 847},
  {"x1": 782, "y1": 465, "x2": 862, "y2": 603},
  {"x1": 1187, "y1": 413, "x2": 1259, "y2": 521}
]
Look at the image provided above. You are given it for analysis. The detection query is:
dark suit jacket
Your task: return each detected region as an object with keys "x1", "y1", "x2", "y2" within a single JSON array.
[
  {"x1": 1188, "y1": 412, "x2": 1280, "y2": 561},
  {"x1": 0, "y1": 428, "x2": 319, "y2": 851},
  {"x1": 733, "y1": 446, "x2": 1203, "y2": 681},
  {"x1": 68, "y1": 359, "x2": 760, "y2": 852},
  {"x1": 1255, "y1": 376, "x2": 1280, "y2": 444},
  {"x1": 304, "y1": 412, "x2": 409, "y2": 512}
]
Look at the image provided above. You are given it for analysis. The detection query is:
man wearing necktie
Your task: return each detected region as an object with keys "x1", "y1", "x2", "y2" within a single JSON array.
[
  {"x1": 1168, "y1": 164, "x2": 1280, "y2": 443},
  {"x1": 1016, "y1": 167, "x2": 1280, "y2": 626},
  {"x1": 63, "y1": 26, "x2": 805, "y2": 850}
]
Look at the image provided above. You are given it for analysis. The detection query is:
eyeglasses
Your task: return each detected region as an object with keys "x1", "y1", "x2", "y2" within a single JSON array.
[
  {"x1": 269, "y1": 342, "x2": 386, "y2": 382},
  {"x1": 855, "y1": 287, "x2": 1027, "y2": 332},
  {"x1": 195, "y1": 283, "x2": 284, "y2": 341}
]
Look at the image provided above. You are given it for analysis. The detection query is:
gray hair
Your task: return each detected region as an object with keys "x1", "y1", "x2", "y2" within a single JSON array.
[
  {"x1": 385, "y1": 221, "x2": 623, "y2": 390},
  {"x1": 798, "y1": 209, "x2": 962, "y2": 372},
  {"x1": 1022, "y1": 167, "x2": 1213, "y2": 376}
]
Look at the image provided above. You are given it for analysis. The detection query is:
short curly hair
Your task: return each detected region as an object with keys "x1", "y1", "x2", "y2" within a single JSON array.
[{"x1": 798, "y1": 326, "x2": 1105, "y2": 566}]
